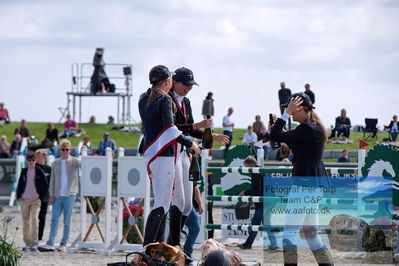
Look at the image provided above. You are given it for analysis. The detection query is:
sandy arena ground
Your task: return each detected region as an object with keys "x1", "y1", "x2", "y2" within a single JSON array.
[{"x1": 1, "y1": 202, "x2": 396, "y2": 266}]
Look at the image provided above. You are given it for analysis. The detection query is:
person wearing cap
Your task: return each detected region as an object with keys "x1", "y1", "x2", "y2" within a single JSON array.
[
  {"x1": 166, "y1": 67, "x2": 229, "y2": 251},
  {"x1": 270, "y1": 92, "x2": 333, "y2": 265},
  {"x1": 138, "y1": 65, "x2": 201, "y2": 248},
  {"x1": 97, "y1": 132, "x2": 117, "y2": 156},
  {"x1": 304, "y1": 83, "x2": 315, "y2": 105}
]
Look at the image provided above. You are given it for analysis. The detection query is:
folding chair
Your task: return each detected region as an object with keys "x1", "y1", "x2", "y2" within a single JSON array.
[{"x1": 362, "y1": 118, "x2": 378, "y2": 140}]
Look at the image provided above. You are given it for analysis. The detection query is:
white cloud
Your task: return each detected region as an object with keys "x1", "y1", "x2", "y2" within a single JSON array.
[{"x1": 0, "y1": 0, "x2": 398, "y2": 128}]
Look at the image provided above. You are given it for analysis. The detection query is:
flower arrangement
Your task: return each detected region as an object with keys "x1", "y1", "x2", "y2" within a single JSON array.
[
  {"x1": 123, "y1": 204, "x2": 144, "y2": 219},
  {"x1": 0, "y1": 207, "x2": 22, "y2": 266},
  {"x1": 122, "y1": 204, "x2": 144, "y2": 244}
]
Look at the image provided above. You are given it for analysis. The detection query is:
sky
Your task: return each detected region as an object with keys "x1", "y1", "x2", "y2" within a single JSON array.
[{"x1": 0, "y1": 0, "x2": 398, "y2": 129}]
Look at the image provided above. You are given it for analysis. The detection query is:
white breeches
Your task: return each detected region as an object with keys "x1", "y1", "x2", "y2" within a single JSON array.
[
  {"x1": 171, "y1": 145, "x2": 193, "y2": 216},
  {"x1": 150, "y1": 156, "x2": 175, "y2": 212}
]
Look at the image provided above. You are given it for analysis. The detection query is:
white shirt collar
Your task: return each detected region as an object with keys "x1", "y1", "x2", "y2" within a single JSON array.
[{"x1": 173, "y1": 91, "x2": 184, "y2": 106}]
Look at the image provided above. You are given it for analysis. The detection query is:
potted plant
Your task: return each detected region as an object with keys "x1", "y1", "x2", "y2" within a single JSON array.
[{"x1": 0, "y1": 207, "x2": 22, "y2": 266}]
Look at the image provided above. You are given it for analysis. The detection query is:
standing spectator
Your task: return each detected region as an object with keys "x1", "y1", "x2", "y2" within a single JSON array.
[
  {"x1": 304, "y1": 83, "x2": 315, "y2": 104},
  {"x1": 385, "y1": 115, "x2": 399, "y2": 142},
  {"x1": 38, "y1": 139, "x2": 80, "y2": 252},
  {"x1": 278, "y1": 82, "x2": 292, "y2": 129},
  {"x1": 329, "y1": 109, "x2": 351, "y2": 139},
  {"x1": 63, "y1": 114, "x2": 79, "y2": 137},
  {"x1": 201, "y1": 92, "x2": 214, "y2": 119},
  {"x1": 16, "y1": 151, "x2": 48, "y2": 251},
  {"x1": 107, "y1": 115, "x2": 115, "y2": 125},
  {"x1": 0, "y1": 102, "x2": 10, "y2": 125},
  {"x1": 14, "y1": 119, "x2": 30, "y2": 138},
  {"x1": 35, "y1": 149, "x2": 52, "y2": 241},
  {"x1": 183, "y1": 184, "x2": 204, "y2": 258},
  {"x1": 252, "y1": 115, "x2": 265, "y2": 137},
  {"x1": 337, "y1": 149, "x2": 351, "y2": 163},
  {"x1": 10, "y1": 134, "x2": 22, "y2": 157},
  {"x1": 237, "y1": 156, "x2": 277, "y2": 250},
  {"x1": 97, "y1": 132, "x2": 117, "y2": 156},
  {"x1": 0, "y1": 135, "x2": 10, "y2": 158},
  {"x1": 278, "y1": 82, "x2": 292, "y2": 115},
  {"x1": 89, "y1": 115, "x2": 96, "y2": 124},
  {"x1": 242, "y1": 125, "x2": 257, "y2": 146},
  {"x1": 222, "y1": 107, "x2": 234, "y2": 158},
  {"x1": 45, "y1": 123, "x2": 59, "y2": 145}
]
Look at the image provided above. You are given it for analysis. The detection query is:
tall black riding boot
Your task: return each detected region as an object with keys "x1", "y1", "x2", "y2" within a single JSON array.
[
  {"x1": 282, "y1": 239, "x2": 298, "y2": 266},
  {"x1": 312, "y1": 246, "x2": 334, "y2": 266},
  {"x1": 143, "y1": 207, "x2": 165, "y2": 246},
  {"x1": 167, "y1": 205, "x2": 183, "y2": 246},
  {"x1": 155, "y1": 213, "x2": 167, "y2": 243}
]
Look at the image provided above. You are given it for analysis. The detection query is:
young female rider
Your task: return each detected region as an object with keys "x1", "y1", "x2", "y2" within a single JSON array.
[
  {"x1": 270, "y1": 93, "x2": 333, "y2": 266},
  {"x1": 138, "y1": 65, "x2": 200, "y2": 246}
]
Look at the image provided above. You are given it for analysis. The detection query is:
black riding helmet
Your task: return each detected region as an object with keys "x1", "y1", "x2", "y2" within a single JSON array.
[
  {"x1": 288, "y1": 92, "x2": 315, "y2": 110},
  {"x1": 149, "y1": 65, "x2": 172, "y2": 84}
]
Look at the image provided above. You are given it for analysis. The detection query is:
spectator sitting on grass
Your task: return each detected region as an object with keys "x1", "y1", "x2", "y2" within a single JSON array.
[
  {"x1": 107, "y1": 115, "x2": 115, "y2": 125},
  {"x1": 97, "y1": 132, "x2": 116, "y2": 156},
  {"x1": 10, "y1": 134, "x2": 22, "y2": 157},
  {"x1": 0, "y1": 135, "x2": 10, "y2": 158},
  {"x1": 63, "y1": 114, "x2": 79, "y2": 137},
  {"x1": 89, "y1": 115, "x2": 96, "y2": 124},
  {"x1": 276, "y1": 143, "x2": 291, "y2": 162},
  {"x1": 242, "y1": 125, "x2": 257, "y2": 147},
  {"x1": 14, "y1": 119, "x2": 30, "y2": 138},
  {"x1": 384, "y1": 115, "x2": 398, "y2": 142},
  {"x1": 77, "y1": 135, "x2": 91, "y2": 155},
  {"x1": 0, "y1": 102, "x2": 10, "y2": 125},
  {"x1": 337, "y1": 149, "x2": 351, "y2": 163},
  {"x1": 45, "y1": 123, "x2": 58, "y2": 145}
]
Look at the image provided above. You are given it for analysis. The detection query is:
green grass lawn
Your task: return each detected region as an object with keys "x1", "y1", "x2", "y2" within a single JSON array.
[{"x1": 0, "y1": 121, "x2": 385, "y2": 150}]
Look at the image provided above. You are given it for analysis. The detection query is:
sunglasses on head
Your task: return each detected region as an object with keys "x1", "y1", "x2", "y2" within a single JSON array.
[{"x1": 61, "y1": 148, "x2": 70, "y2": 152}]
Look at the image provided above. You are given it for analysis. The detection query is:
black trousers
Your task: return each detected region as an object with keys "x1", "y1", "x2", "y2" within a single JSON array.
[
  {"x1": 223, "y1": 130, "x2": 233, "y2": 158},
  {"x1": 38, "y1": 200, "x2": 48, "y2": 241},
  {"x1": 207, "y1": 174, "x2": 214, "y2": 239}
]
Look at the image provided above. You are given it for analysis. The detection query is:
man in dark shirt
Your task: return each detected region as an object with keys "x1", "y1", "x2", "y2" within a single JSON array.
[
  {"x1": 35, "y1": 149, "x2": 52, "y2": 241},
  {"x1": 14, "y1": 119, "x2": 30, "y2": 138},
  {"x1": 278, "y1": 82, "x2": 292, "y2": 115},
  {"x1": 304, "y1": 83, "x2": 315, "y2": 105},
  {"x1": 237, "y1": 156, "x2": 277, "y2": 250},
  {"x1": 329, "y1": 109, "x2": 351, "y2": 139},
  {"x1": 278, "y1": 82, "x2": 292, "y2": 129}
]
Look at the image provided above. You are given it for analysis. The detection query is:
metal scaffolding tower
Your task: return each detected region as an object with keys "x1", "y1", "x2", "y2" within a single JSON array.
[{"x1": 59, "y1": 62, "x2": 133, "y2": 125}]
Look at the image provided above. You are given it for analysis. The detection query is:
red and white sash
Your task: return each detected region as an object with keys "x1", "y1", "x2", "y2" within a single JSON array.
[{"x1": 143, "y1": 124, "x2": 182, "y2": 177}]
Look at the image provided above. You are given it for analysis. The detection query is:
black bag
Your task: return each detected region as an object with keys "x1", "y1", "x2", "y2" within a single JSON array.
[
  {"x1": 234, "y1": 203, "x2": 250, "y2": 220},
  {"x1": 127, "y1": 251, "x2": 178, "y2": 266}
]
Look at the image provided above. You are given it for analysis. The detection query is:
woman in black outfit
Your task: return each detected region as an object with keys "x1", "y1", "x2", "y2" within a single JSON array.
[
  {"x1": 270, "y1": 93, "x2": 333, "y2": 266},
  {"x1": 138, "y1": 65, "x2": 200, "y2": 246},
  {"x1": 45, "y1": 123, "x2": 59, "y2": 145}
]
